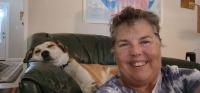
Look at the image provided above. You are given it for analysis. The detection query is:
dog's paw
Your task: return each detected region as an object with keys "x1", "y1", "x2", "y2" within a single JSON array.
[{"x1": 90, "y1": 82, "x2": 99, "y2": 92}]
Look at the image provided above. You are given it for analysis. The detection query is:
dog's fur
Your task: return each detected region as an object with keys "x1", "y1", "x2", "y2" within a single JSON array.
[{"x1": 24, "y1": 40, "x2": 118, "y2": 93}]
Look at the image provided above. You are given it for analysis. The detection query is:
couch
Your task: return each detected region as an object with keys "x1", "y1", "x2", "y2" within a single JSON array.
[{"x1": 18, "y1": 32, "x2": 200, "y2": 93}]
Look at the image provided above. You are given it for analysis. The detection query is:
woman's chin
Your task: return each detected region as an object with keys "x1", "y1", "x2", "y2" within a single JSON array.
[{"x1": 133, "y1": 73, "x2": 151, "y2": 81}]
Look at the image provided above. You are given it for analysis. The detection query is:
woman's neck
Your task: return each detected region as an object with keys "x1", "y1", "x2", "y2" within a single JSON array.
[
  {"x1": 121, "y1": 79, "x2": 155, "y2": 93},
  {"x1": 130, "y1": 83, "x2": 155, "y2": 93},
  {"x1": 119, "y1": 73, "x2": 160, "y2": 93}
]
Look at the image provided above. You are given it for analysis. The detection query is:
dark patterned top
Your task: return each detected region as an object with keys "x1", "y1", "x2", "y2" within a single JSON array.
[{"x1": 96, "y1": 65, "x2": 200, "y2": 93}]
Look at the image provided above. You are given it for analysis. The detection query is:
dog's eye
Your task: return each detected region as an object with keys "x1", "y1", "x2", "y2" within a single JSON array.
[
  {"x1": 48, "y1": 44, "x2": 54, "y2": 48},
  {"x1": 35, "y1": 50, "x2": 41, "y2": 54}
]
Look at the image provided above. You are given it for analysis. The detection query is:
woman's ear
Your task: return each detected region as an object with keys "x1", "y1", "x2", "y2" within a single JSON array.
[
  {"x1": 111, "y1": 48, "x2": 117, "y2": 63},
  {"x1": 111, "y1": 48, "x2": 115, "y2": 54},
  {"x1": 194, "y1": 86, "x2": 200, "y2": 93}
]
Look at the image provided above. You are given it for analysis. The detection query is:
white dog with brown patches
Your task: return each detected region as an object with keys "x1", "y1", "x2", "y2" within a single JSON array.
[{"x1": 24, "y1": 40, "x2": 118, "y2": 93}]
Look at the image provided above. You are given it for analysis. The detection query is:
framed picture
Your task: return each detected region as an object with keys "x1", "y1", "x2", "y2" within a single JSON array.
[{"x1": 83, "y1": 0, "x2": 161, "y2": 23}]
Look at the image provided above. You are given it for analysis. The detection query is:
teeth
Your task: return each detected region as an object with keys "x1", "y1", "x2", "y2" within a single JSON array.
[{"x1": 134, "y1": 61, "x2": 146, "y2": 67}]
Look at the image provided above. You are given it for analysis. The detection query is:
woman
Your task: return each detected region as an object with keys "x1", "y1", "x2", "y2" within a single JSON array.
[{"x1": 96, "y1": 7, "x2": 200, "y2": 93}]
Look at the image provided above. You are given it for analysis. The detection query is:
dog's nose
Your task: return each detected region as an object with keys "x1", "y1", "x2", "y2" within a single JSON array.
[{"x1": 41, "y1": 50, "x2": 51, "y2": 61}]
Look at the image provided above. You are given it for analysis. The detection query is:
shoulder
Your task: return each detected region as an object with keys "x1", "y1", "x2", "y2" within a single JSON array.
[
  {"x1": 161, "y1": 65, "x2": 200, "y2": 92},
  {"x1": 162, "y1": 65, "x2": 200, "y2": 77},
  {"x1": 162, "y1": 65, "x2": 200, "y2": 82},
  {"x1": 96, "y1": 76, "x2": 122, "y2": 93}
]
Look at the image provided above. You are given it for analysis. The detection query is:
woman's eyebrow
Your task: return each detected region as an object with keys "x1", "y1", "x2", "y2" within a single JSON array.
[
  {"x1": 116, "y1": 39, "x2": 128, "y2": 43},
  {"x1": 140, "y1": 36, "x2": 152, "y2": 40}
]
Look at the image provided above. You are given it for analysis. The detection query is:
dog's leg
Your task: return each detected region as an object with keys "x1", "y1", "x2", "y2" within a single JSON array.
[
  {"x1": 99, "y1": 66, "x2": 114, "y2": 86},
  {"x1": 64, "y1": 59, "x2": 97, "y2": 93},
  {"x1": 80, "y1": 82, "x2": 97, "y2": 93}
]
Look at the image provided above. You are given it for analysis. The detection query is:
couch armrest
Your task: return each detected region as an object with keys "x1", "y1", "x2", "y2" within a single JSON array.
[
  {"x1": 18, "y1": 80, "x2": 41, "y2": 93},
  {"x1": 162, "y1": 57, "x2": 200, "y2": 70},
  {"x1": 19, "y1": 61, "x2": 82, "y2": 93}
]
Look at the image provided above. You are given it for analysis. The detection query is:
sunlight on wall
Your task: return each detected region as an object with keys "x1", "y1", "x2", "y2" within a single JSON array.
[{"x1": 0, "y1": 9, "x2": 4, "y2": 43}]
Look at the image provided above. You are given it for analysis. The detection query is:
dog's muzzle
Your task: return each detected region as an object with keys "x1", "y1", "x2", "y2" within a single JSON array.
[{"x1": 41, "y1": 50, "x2": 52, "y2": 61}]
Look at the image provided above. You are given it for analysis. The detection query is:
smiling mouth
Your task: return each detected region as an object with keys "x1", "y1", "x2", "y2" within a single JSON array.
[{"x1": 131, "y1": 61, "x2": 148, "y2": 67}]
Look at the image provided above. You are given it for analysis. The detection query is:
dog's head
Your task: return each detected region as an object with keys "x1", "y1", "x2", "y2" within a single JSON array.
[{"x1": 24, "y1": 40, "x2": 70, "y2": 66}]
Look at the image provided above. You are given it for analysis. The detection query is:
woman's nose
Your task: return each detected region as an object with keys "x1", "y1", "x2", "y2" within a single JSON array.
[{"x1": 129, "y1": 44, "x2": 142, "y2": 56}]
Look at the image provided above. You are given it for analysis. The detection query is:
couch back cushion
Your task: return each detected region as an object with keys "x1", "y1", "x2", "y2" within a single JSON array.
[{"x1": 30, "y1": 33, "x2": 115, "y2": 65}]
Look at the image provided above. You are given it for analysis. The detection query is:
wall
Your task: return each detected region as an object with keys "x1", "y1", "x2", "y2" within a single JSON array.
[
  {"x1": 161, "y1": 0, "x2": 200, "y2": 59},
  {"x1": 27, "y1": 0, "x2": 200, "y2": 60},
  {"x1": 28, "y1": 0, "x2": 110, "y2": 38},
  {"x1": 9, "y1": 0, "x2": 24, "y2": 60}
]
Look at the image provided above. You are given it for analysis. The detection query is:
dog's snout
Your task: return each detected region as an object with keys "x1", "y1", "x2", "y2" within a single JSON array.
[
  {"x1": 41, "y1": 50, "x2": 49, "y2": 57},
  {"x1": 41, "y1": 50, "x2": 51, "y2": 61}
]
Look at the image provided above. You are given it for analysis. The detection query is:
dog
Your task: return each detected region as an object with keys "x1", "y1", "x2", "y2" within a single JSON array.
[{"x1": 24, "y1": 40, "x2": 118, "y2": 93}]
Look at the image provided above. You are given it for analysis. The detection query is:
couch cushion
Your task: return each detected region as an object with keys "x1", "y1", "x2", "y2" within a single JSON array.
[
  {"x1": 30, "y1": 33, "x2": 116, "y2": 65},
  {"x1": 162, "y1": 57, "x2": 200, "y2": 70}
]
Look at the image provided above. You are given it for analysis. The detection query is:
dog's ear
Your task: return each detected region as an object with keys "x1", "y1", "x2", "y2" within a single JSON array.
[
  {"x1": 54, "y1": 40, "x2": 67, "y2": 53},
  {"x1": 23, "y1": 48, "x2": 34, "y2": 63}
]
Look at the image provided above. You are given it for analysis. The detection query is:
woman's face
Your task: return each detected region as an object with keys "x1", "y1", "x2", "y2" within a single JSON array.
[{"x1": 113, "y1": 20, "x2": 161, "y2": 86}]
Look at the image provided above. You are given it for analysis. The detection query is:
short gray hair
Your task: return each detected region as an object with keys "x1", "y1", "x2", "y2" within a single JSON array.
[{"x1": 110, "y1": 6, "x2": 161, "y2": 46}]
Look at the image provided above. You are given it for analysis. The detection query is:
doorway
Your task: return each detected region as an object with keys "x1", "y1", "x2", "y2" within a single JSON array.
[{"x1": 0, "y1": 3, "x2": 8, "y2": 61}]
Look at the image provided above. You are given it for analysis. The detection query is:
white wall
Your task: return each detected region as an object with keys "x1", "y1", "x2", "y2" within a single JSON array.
[
  {"x1": 28, "y1": 0, "x2": 110, "y2": 38},
  {"x1": 161, "y1": 0, "x2": 200, "y2": 59},
  {"x1": 27, "y1": 0, "x2": 200, "y2": 60},
  {"x1": 9, "y1": 0, "x2": 24, "y2": 59}
]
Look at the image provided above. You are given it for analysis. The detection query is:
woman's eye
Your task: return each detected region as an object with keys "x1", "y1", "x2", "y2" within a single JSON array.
[
  {"x1": 118, "y1": 43, "x2": 128, "y2": 47},
  {"x1": 140, "y1": 40, "x2": 151, "y2": 45}
]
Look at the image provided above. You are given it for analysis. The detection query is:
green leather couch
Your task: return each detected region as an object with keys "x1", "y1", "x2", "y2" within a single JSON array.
[{"x1": 18, "y1": 33, "x2": 200, "y2": 93}]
